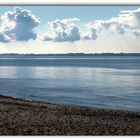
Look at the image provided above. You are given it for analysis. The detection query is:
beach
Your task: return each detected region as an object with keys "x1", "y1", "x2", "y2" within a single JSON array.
[
  {"x1": 0, "y1": 4, "x2": 140, "y2": 136},
  {"x1": 0, "y1": 95, "x2": 140, "y2": 135}
]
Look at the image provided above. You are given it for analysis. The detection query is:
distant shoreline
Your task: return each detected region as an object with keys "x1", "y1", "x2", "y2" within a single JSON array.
[
  {"x1": 0, "y1": 94, "x2": 140, "y2": 135},
  {"x1": 1, "y1": 53, "x2": 140, "y2": 57}
]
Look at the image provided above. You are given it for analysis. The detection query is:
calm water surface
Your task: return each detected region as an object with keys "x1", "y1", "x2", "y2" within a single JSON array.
[{"x1": 0, "y1": 55, "x2": 140, "y2": 111}]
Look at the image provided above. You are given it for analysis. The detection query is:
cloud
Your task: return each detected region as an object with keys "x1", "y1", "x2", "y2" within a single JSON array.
[
  {"x1": 42, "y1": 18, "x2": 81, "y2": 42},
  {"x1": 0, "y1": 7, "x2": 39, "y2": 42},
  {"x1": 42, "y1": 8, "x2": 140, "y2": 42},
  {"x1": 0, "y1": 32, "x2": 11, "y2": 43},
  {"x1": 84, "y1": 8, "x2": 140, "y2": 40},
  {"x1": 1, "y1": 7, "x2": 140, "y2": 44}
]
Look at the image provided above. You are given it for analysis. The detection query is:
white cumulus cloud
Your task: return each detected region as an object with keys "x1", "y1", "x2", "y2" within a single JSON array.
[
  {"x1": 42, "y1": 18, "x2": 81, "y2": 42},
  {"x1": 0, "y1": 7, "x2": 40, "y2": 42},
  {"x1": 0, "y1": 31, "x2": 11, "y2": 43},
  {"x1": 83, "y1": 8, "x2": 140, "y2": 40}
]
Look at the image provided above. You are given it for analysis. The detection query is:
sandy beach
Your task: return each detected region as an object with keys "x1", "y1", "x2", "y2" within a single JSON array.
[{"x1": 0, "y1": 95, "x2": 140, "y2": 135}]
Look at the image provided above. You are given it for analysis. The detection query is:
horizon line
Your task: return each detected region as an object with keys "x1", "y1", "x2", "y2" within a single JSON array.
[{"x1": 1, "y1": 53, "x2": 140, "y2": 55}]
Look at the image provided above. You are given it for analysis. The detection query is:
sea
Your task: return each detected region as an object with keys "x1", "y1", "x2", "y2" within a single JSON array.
[{"x1": 0, "y1": 54, "x2": 140, "y2": 111}]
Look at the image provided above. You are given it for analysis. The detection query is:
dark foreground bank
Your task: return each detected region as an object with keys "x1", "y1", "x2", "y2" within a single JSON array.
[{"x1": 0, "y1": 95, "x2": 140, "y2": 135}]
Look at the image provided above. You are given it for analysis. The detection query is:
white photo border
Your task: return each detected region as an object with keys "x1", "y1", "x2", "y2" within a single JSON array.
[
  {"x1": 0, "y1": 0, "x2": 140, "y2": 5},
  {"x1": 0, "y1": 0, "x2": 140, "y2": 139}
]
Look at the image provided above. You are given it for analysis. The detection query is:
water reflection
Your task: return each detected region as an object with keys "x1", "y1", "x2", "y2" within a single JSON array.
[{"x1": 0, "y1": 66, "x2": 140, "y2": 111}]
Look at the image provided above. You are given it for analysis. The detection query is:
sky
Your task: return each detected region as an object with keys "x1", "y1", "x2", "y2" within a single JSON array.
[{"x1": 0, "y1": 6, "x2": 140, "y2": 54}]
